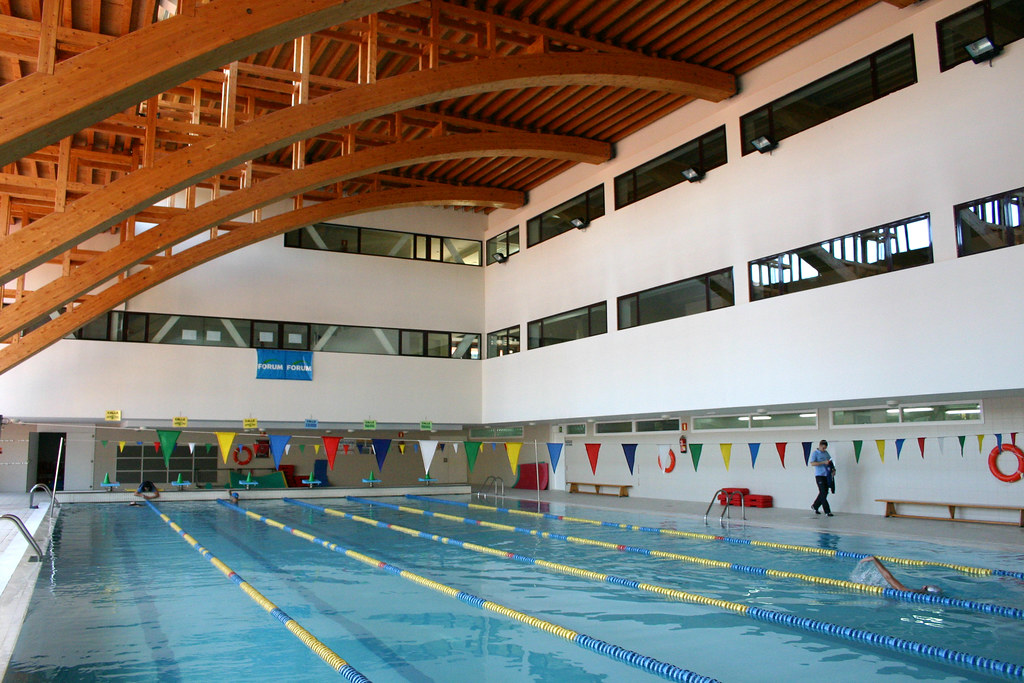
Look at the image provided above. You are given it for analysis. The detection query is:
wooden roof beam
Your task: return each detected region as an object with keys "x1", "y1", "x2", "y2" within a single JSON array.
[
  {"x1": 0, "y1": 185, "x2": 522, "y2": 374},
  {"x1": 0, "y1": 51, "x2": 734, "y2": 284}
]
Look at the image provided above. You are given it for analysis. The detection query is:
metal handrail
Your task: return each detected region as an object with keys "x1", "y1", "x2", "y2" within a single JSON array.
[
  {"x1": 478, "y1": 475, "x2": 504, "y2": 499},
  {"x1": 703, "y1": 488, "x2": 746, "y2": 525},
  {"x1": 1, "y1": 514, "x2": 44, "y2": 561},
  {"x1": 28, "y1": 483, "x2": 58, "y2": 510}
]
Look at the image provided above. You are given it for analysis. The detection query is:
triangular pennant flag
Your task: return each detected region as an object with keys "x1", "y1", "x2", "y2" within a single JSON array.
[
  {"x1": 958, "y1": 435, "x2": 965, "y2": 456},
  {"x1": 895, "y1": 438, "x2": 905, "y2": 460},
  {"x1": 585, "y1": 443, "x2": 601, "y2": 474},
  {"x1": 118, "y1": 441, "x2": 126, "y2": 452},
  {"x1": 101, "y1": 440, "x2": 108, "y2": 447},
  {"x1": 876, "y1": 439, "x2": 886, "y2": 463},
  {"x1": 268, "y1": 434, "x2": 291, "y2": 470},
  {"x1": 438, "y1": 443, "x2": 446, "y2": 452},
  {"x1": 299, "y1": 444, "x2": 306, "y2": 454},
  {"x1": 372, "y1": 439, "x2": 391, "y2": 472},
  {"x1": 621, "y1": 444, "x2": 637, "y2": 475},
  {"x1": 187, "y1": 442, "x2": 195, "y2": 454},
  {"x1": 156, "y1": 430, "x2": 181, "y2": 468},
  {"x1": 413, "y1": 443, "x2": 420, "y2": 453},
  {"x1": 506, "y1": 442, "x2": 522, "y2": 474},
  {"x1": 463, "y1": 441, "x2": 481, "y2": 472},
  {"x1": 546, "y1": 443, "x2": 563, "y2": 473},
  {"x1": 918, "y1": 437, "x2": 926, "y2": 458},
  {"x1": 997, "y1": 433, "x2": 1003, "y2": 449},
  {"x1": 451, "y1": 442, "x2": 459, "y2": 453},
  {"x1": 775, "y1": 442, "x2": 787, "y2": 468},
  {"x1": 657, "y1": 445, "x2": 676, "y2": 473},
  {"x1": 314, "y1": 444, "x2": 320, "y2": 455},
  {"x1": 357, "y1": 443, "x2": 364, "y2": 454},
  {"x1": 343, "y1": 443, "x2": 350, "y2": 455},
  {"x1": 854, "y1": 440, "x2": 863, "y2": 463},
  {"x1": 419, "y1": 440, "x2": 439, "y2": 476},
  {"x1": 399, "y1": 442, "x2": 406, "y2": 455},
  {"x1": 720, "y1": 443, "x2": 732, "y2": 470},
  {"x1": 690, "y1": 443, "x2": 702, "y2": 471},
  {"x1": 322, "y1": 436, "x2": 341, "y2": 470},
  {"x1": 748, "y1": 443, "x2": 760, "y2": 469},
  {"x1": 802, "y1": 442, "x2": 812, "y2": 466},
  {"x1": 153, "y1": 441, "x2": 161, "y2": 455},
  {"x1": 215, "y1": 432, "x2": 236, "y2": 464},
  {"x1": 284, "y1": 443, "x2": 291, "y2": 456},
  {"x1": 491, "y1": 442, "x2": 496, "y2": 451},
  {"x1": 205, "y1": 443, "x2": 213, "y2": 454},
  {"x1": 977, "y1": 434, "x2": 985, "y2": 454}
]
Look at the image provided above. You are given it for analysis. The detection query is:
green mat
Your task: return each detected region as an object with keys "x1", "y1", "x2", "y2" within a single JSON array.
[{"x1": 226, "y1": 470, "x2": 289, "y2": 489}]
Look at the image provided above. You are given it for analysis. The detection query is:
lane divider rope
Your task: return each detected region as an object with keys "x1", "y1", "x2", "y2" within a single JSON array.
[
  {"x1": 142, "y1": 501, "x2": 370, "y2": 682},
  {"x1": 223, "y1": 499, "x2": 718, "y2": 683},
  {"x1": 359, "y1": 497, "x2": 1024, "y2": 621},
  {"x1": 406, "y1": 495, "x2": 1024, "y2": 580},
  {"x1": 292, "y1": 498, "x2": 1024, "y2": 681}
]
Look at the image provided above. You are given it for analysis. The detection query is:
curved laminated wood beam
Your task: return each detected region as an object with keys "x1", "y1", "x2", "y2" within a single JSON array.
[
  {"x1": 0, "y1": 131, "x2": 609, "y2": 341},
  {"x1": 0, "y1": 0, "x2": 412, "y2": 166},
  {"x1": 0, "y1": 185, "x2": 524, "y2": 376},
  {"x1": 0, "y1": 51, "x2": 735, "y2": 283}
]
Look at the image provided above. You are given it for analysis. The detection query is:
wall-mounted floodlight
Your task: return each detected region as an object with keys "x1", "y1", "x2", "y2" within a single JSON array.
[
  {"x1": 681, "y1": 167, "x2": 705, "y2": 182},
  {"x1": 492, "y1": 252, "x2": 508, "y2": 264},
  {"x1": 965, "y1": 36, "x2": 1001, "y2": 63},
  {"x1": 570, "y1": 218, "x2": 589, "y2": 230},
  {"x1": 751, "y1": 135, "x2": 778, "y2": 153}
]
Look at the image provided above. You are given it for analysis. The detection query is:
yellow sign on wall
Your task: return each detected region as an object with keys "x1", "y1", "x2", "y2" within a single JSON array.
[
  {"x1": 243, "y1": 418, "x2": 258, "y2": 429},
  {"x1": 104, "y1": 410, "x2": 122, "y2": 422},
  {"x1": 172, "y1": 416, "x2": 188, "y2": 428}
]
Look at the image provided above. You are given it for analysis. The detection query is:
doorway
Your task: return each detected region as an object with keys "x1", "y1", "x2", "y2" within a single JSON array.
[{"x1": 35, "y1": 432, "x2": 66, "y2": 491}]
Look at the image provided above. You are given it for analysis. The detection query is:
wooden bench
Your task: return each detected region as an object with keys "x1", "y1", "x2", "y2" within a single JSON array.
[
  {"x1": 569, "y1": 482, "x2": 631, "y2": 497},
  {"x1": 877, "y1": 499, "x2": 1024, "y2": 527}
]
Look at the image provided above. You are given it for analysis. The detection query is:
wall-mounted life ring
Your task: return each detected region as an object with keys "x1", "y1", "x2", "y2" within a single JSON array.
[
  {"x1": 658, "y1": 449, "x2": 677, "y2": 473},
  {"x1": 988, "y1": 444, "x2": 1024, "y2": 483},
  {"x1": 233, "y1": 444, "x2": 254, "y2": 466}
]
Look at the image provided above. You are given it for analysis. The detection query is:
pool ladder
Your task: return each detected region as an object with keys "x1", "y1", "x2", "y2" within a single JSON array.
[
  {"x1": 704, "y1": 488, "x2": 746, "y2": 525},
  {"x1": 478, "y1": 476, "x2": 504, "y2": 500},
  {"x1": 1, "y1": 514, "x2": 45, "y2": 561},
  {"x1": 28, "y1": 483, "x2": 60, "y2": 511}
]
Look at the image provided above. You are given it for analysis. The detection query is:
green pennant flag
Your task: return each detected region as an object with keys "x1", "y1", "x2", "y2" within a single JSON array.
[
  {"x1": 299, "y1": 444, "x2": 306, "y2": 453},
  {"x1": 205, "y1": 443, "x2": 213, "y2": 453},
  {"x1": 156, "y1": 429, "x2": 181, "y2": 468},
  {"x1": 957, "y1": 435, "x2": 965, "y2": 456},
  {"x1": 101, "y1": 440, "x2": 108, "y2": 447},
  {"x1": 690, "y1": 443, "x2": 702, "y2": 471},
  {"x1": 853, "y1": 440, "x2": 863, "y2": 463},
  {"x1": 463, "y1": 441, "x2": 482, "y2": 472}
]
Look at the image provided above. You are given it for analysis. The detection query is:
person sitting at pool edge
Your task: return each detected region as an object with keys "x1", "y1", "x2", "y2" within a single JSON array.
[
  {"x1": 134, "y1": 480, "x2": 160, "y2": 500},
  {"x1": 860, "y1": 556, "x2": 942, "y2": 595}
]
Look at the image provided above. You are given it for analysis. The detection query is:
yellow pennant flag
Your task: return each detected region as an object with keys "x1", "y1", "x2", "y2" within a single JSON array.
[
  {"x1": 314, "y1": 444, "x2": 321, "y2": 454},
  {"x1": 876, "y1": 439, "x2": 886, "y2": 463},
  {"x1": 118, "y1": 441, "x2": 126, "y2": 453},
  {"x1": 506, "y1": 442, "x2": 522, "y2": 474},
  {"x1": 977, "y1": 434, "x2": 985, "y2": 454},
  {"x1": 720, "y1": 443, "x2": 732, "y2": 470},
  {"x1": 399, "y1": 443, "x2": 406, "y2": 454},
  {"x1": 215, "y1": 432, "x2": 236, "y2": 464}
]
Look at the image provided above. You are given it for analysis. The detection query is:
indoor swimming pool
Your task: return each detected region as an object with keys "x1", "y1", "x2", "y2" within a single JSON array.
[{"x1": 3, "y1": 495, "x2": 1023, "y2": 682}]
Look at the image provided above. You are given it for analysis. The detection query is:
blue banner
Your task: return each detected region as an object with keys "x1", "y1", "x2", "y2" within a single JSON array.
[{"x1": 256, "y1": 350, "x2": 313, "y2": 381}]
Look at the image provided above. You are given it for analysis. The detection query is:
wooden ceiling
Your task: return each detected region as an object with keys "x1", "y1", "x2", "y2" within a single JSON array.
[{"x1": 0, "y1": 0, "x2": 915, "y2": 373}]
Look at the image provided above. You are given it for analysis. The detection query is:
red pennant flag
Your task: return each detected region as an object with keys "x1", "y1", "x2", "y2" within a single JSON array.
[
  {"x1": 918, "y1": 437, "x2": 926, "y2": 458},
  {"x1": 153, "y1": 441, "x2": 161, "y2": 454},
  {"x1": 585, "y1": 443, "x2": 601, "y2": 475},
  {"x1": 775, "y1": 442, "x2": 787, "y2": 468},
  {"x1": 343, "y1": 443, "x2": 350, "y2": 455},
  {"x1": 322, "y1": 436, "x2": 341, "y2": 470}
]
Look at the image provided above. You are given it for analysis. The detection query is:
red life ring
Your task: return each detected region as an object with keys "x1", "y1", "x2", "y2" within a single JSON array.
[
  {"x1": 658, "y1": 449, "x2": 677, "y2": 473},
  {"x1": 988, "y1": 444, "x2": 1024, "y2": 483},
  {"x1": 233, "y1": 445, "x2": 254, "y2": 466}
]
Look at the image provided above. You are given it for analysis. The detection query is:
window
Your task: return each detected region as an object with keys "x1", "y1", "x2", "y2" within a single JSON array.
[
  {"x1": 750, "y1": 215, "x2": 932, "y2": 301},
  {"x1": 832, "y1": 402, "x2": 982, "y2": 426},
  {"x1": 595, "y1": 421, "x2": 632, "y2": 434},
  {"x1": 564, "y1": 424, "x2": 587, "y2": 436},
  {"x1": 526, "y1": 186, "x2": 605, "y2": 247},
  {"x1": 284, "y1": 222, "x2": 481, "y2": 266},
  {"x1": 487, "y1": 325, "x2": 521, "y2": 358},
  {"x1": 116, "y1": 443, "x2": 218, "y2": 485},
  {"x1": 740, "y1": 37, "x2": 916, "y2": 155},
  {"x1": 528, "y1": 302, "x2": 607, "y2": 349},
  {"x1": 486, "y1": 226, "x2": 520, "y2": 265},
  {"x1": 636, "y1": 418, "x2": 681, "y2": 433},
  {"x1": 618, "y1": 268, "x2": 733, "y2": 330},
  {"x1": 938, "y1": 0, "x2": 1024, "y2": 71},
  {"x1": 955, "y1": 186, "x2": 1023, "y2": 257},
  {"x1": 614, "y1": 126, "x2": 727, "y2": 209},
  {"x1": 693, "y1": 411, "x2": 818, "y2": 431}
]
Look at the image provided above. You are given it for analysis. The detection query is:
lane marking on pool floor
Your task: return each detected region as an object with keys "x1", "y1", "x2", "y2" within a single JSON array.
[
  {"x1": 407, "y1": 494, "x2": 1024, "y2": 580},
  {"x1": 143, "y1": 501, "x2": 371, "y2": 683},
  {"x1": 220, "y1": 499, "x2": 717, "y2": 683},
  {"x1": 283, "y1": 497, "x2": 1024, "y2": 682},
  {"x1": 347, "y1": 496, "x2": 1024, "y2": 622}
]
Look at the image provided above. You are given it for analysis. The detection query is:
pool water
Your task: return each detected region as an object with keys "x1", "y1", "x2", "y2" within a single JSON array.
[{"x1": 3, "y1": 496, "x2": 1023, "y2": 682}]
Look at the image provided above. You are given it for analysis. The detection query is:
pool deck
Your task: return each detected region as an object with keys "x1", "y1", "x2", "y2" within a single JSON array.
[{"x1": 0, "y1": 487, "x2": 1020, "y2": 677}]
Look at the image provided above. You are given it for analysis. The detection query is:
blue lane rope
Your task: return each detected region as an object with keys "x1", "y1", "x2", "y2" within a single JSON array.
[
  {"x1": 224, "y1": 499, "x2": 717, "y2": 683},
  {"x1": 310, "y1": 498, "x2": 1024, "y2": 680},
  {"x1": 142, "y1": 501, "x2": 370, "y2": 682},
  {"x1": 357, "y1": 497, "x2": 1024, "y2": 622},
  {"x1": 407, "y1": 494, "x2": 1024, "y2": 580}
]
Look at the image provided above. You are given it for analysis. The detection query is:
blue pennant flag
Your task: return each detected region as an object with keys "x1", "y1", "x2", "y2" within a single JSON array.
[
  {"x1": 621, "y1": 443, "x2": 637, "y2": 474},
  {"x1": 546, "y1": 443, "x2": 563, "y2": 473}
]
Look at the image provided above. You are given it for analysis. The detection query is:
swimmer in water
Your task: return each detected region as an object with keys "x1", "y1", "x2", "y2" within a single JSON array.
[{"x1": 859, "y1": 556, "x2": 942, "y2": 594}]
